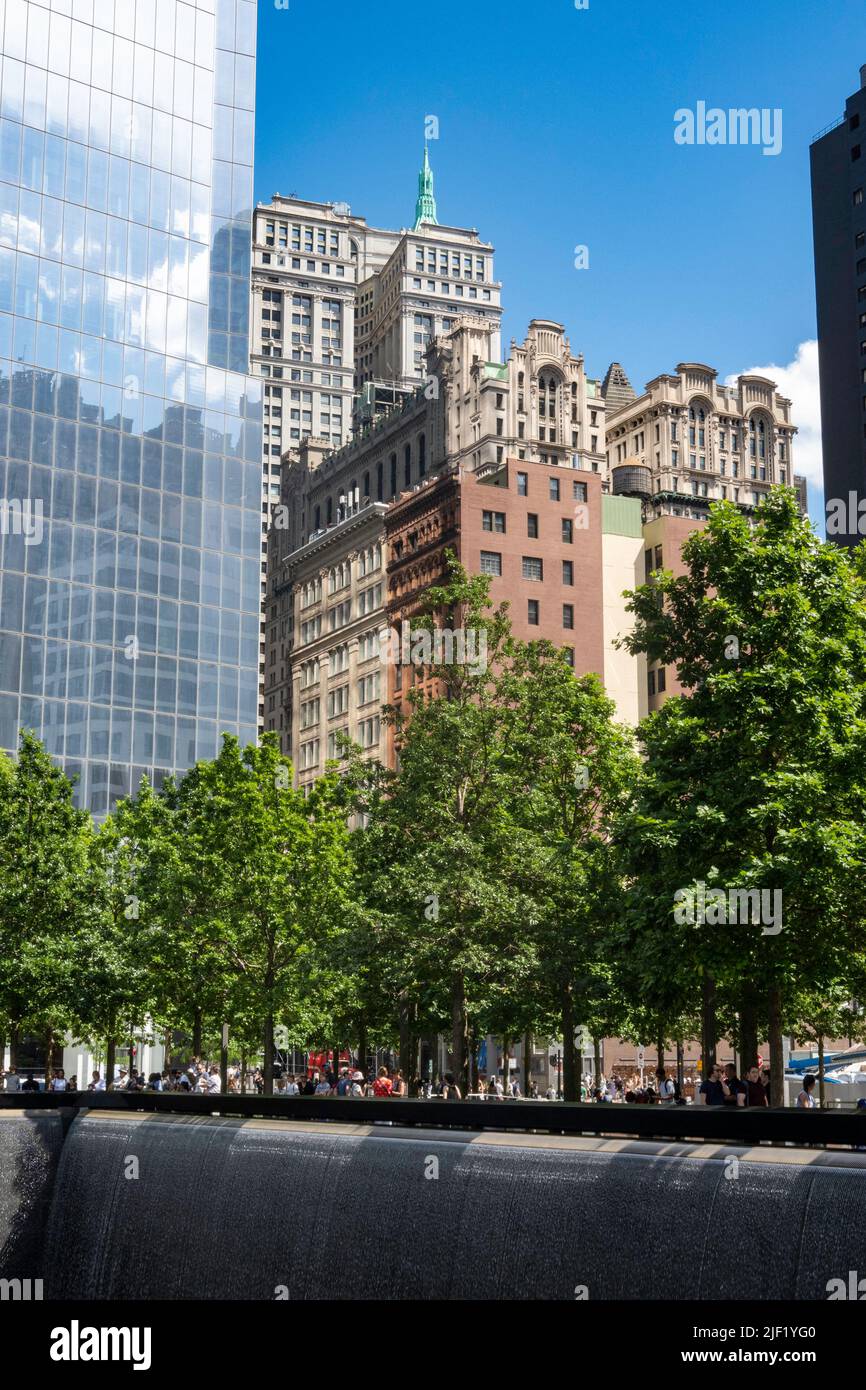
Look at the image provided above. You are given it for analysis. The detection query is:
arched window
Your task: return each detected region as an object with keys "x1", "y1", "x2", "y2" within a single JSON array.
[
  {"x1": 314, "y1": 504, "x2": 321, "y2": 531},
  {"x1": 418, "y1": 432, "x2": 426, "y2": 477},
  {"x1": 538, "y1": 373, "x2": 558, "y2": 421},
  {"x1": 326, "y1": 497, "x2": 333, "y2": 525},
  {"x1": 389, "y1": 453, "x2": 397, "y2": 496},
  {"x1": 404, "y1": 443, "x2": 411, "y2": 487},
  {"x1": 363, "y1": 471, "x2": 370, "y2": 500},
  {"x1": 376, "y1": 461, "x2": 383, "y2": 501}
]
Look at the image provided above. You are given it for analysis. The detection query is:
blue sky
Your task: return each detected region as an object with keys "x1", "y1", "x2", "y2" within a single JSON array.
[{"x1": 254, "y1": 0, "x2": 866, "y2": 528}]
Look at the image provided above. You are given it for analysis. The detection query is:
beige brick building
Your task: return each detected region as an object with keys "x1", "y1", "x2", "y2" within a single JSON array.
[{"x1": 605, "y1": 362, "x2": 800, "y2": 520}]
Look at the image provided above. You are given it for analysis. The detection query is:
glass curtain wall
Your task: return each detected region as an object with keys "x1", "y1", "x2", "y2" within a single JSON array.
[{"x1": 0, "y1": 0, "x2": 262, "y2": 814}]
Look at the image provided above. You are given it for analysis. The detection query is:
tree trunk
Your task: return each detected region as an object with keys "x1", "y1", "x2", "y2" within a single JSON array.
[
  {"x1": 262, "y1": 1015, "x2": 274, "y2": 1096},
  {"x1": 220, "y1": 1024, "x2": 229, "y2": 1096},
  {"x1": 501, "y1": 1035, "x2": 510, "y2": 1096},
  {"x1": 398, "y1": 991, "x2": 411, "y2": 1083},
  {"x1": 767, "y1": 984, "x2": 784, "y2": 1107},
  {"x1": 593, "y1": 1037, "x2": 601, "y2": 1091},
  {"x1": 523, "y1": 1030, "x2": 532, "y2": 1099},
  {"x1": 656, "y1": 1034, "x2": 665, "y2": 1079},
  {"x1": 358, "y1": 1017, "x2": 368, "y2": 1083},
  {"x1": 701, "y1": 974, "x2": 717, "y2": 1077},
  {"x1": 817, "y1": 1034, "x2": 825, "y2": 1110},
  {"x1": 676, "y1": 1039, "x2": 684, "y2": 1094},
  {"x1": 466, "y1": 1022, "x2": 476, "y2": 1094},
  {"x1": 561, "y1": 983, "x2": 577, "y2": 1101},
  {"x1": 106, "y1": 1036, "x2": 116, "y2": 1091},
  {"x1": 450, "y1": 975, "x2": 468, "y2": 1096},
  {"x1": 163, "y1": 1027, "x2": 172, "y2": 1073},
  {"x1": 0, "y1": 1025, "x2": 5, "y2": 1072},
  {"x1": 739, "y1": 989, "x2": 759, "y2": 1078},
  {"x1": 45, "y1": 1027, "x2": 54, "y2": 1082},
  {"x1": 9, "y1": 1021, "x2": 20, "y2": 1070},
  {"x1": 192, "y1": 1007, "x2": 203, "y2": 1060}
]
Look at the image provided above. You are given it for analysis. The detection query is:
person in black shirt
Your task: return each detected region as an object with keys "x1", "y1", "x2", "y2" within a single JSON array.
[
  {"x1": 698, "y1": 1064, "x2": 726, "y2": 1104},
  {"x1": 745, "y1": 1064, "x2": 768, "y2": 1107},
  {"x1": 722, "y1": 1063, "x2": 747, "y2": 1106},
  {"x1": 20, "y1": 1072, "x2": 40, "y2": 1092}
]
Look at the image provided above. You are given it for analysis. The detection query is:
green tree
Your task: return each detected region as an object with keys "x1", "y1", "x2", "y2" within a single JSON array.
[{"x1": 619, "y1": 490, "x2": 866, "y2": 1103}]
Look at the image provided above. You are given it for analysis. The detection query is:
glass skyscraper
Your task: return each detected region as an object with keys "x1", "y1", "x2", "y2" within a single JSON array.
[{"x1": 0, "y1": 0, "x2": 262, "y2": 814}]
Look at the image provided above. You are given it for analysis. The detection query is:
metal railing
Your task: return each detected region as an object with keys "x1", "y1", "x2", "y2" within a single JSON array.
[
  {"x1": 811, "y1": 113, "x2": 846, "y2": 143},
  {"x1": 3, "y1": 1091, "x2": 865, "y2": 1147}
]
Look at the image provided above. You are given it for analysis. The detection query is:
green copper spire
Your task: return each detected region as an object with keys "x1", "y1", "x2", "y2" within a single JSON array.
[{"x1": 413, "y1": 144, "x2": 438, "y2": 230}]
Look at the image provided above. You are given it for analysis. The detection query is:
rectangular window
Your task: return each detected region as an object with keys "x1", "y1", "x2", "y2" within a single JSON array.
[
  {"x1": 573, "y1": 481, "x2": 587, "y2": 502},
  {"x1": 528, "y1": 599, "x2": 539, "y2": 625},
  {"x1": 522, "y1": 557, "x2": 543, "y2": 581},
  {"x1": 357, "y1": 672, "x2": 380, "y2": 706},
  {"x1": 562, "y1": 560, "x2": 574, "y2": 586},
  {"x1": 517, "y1": 471, "x2": 528, "y2": 496},
  {"x1": 327, "y1": 686, "x2": 348, "y2": 718},
  {"x1": 648, "y1": 669, "x2": 656, "y2": 697},
  {"x1": 562, "y1": 518, "x2": 573, "y2": 544},
  {"x1": 549, "y1": 477, "x2": 560, "y2": 501},
  {"x1": 482, "y1": 510, "x2": 506, "y2": 533},
  {"x1": 562, "y1": 604, "x2": 574, "y2": 630},
  {"x1": 527, "y1": 513, "x2": 539, "y2": 538},
  {"x1": 480, "y1": 550, "x2": 502, "y2": 577},
  {"x1": 657, "y1": 668, "x2": 667, "y2": 693}
]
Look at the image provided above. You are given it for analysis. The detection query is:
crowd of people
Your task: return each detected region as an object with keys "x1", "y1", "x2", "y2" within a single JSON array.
[
  {"x1": 0, "y1": 1066, "x2": 77, "y2": 1093},
  {"x1": 0, "y1": 1059, "x2": 849, "y2": 1110}
]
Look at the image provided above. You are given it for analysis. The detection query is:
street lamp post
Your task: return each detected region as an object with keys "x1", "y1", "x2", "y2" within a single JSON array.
[{"x1": 548, "y1": 1049, "x2": 564, "y2": 1099}]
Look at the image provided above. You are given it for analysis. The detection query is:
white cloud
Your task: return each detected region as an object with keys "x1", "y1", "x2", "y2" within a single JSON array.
[{"x1": 724, "y1": 340, "x2": 824, "y2": 530}]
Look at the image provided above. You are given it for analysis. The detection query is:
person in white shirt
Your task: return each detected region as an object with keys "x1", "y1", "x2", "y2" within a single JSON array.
[
  {"x1": 655, "y1": 1069, "x2": 676, "y2": 1103},
  {"x1": 88, "y1": 1071, "x2": 105, "y2": 1092},
  {"x1": 796, "y1": 1075, "x2": 817, "y2": 1109},
  {"x1": 207, "y1": 1066, "x2": 221, "y2": 1094},
  {"x1": 3, "y1": 1069, "x2": 21, "y2": 1092},
  {"x1": 50, "y1": 1071, "x2": 68, "y2": 1092},
  {"x1": 314, "y1": 1077, "x2": 332, "y2": 1095},
  {"x1": 284, "y1": 1075, "x2": 300, "y2": 1096}
]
